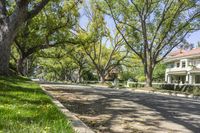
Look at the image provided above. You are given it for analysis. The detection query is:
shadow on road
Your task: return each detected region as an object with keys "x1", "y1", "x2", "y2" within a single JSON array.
[{"x1": 44, "y1": 86, "x2": 200, "y2": 133}]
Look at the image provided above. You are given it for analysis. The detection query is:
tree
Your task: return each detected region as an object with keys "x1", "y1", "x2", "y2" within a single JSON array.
[
  {"x1": 82, "y1": 34, "x2": 127, "y2": 83},
  {"x1": 119, "y1": 54, "x2": 145, "y2": 81},
  {"x1": 104, "y1": 0, "x2": 200, "y2": 86},
  {"x1": 12, "y1": 1, "x2": 79, "y2": 75},
  {"x1": 35, "y1": 46, "x2": 73, "y2": 81},
  {"x1": 153, "y1": 63, "x2": 166, "y2": 82},
  {"x1": 67, "y1": 47, "x2": 88, "y2": 83},
  {"x1": 75, "y1": 2, "x2": 128, "y2": 83},
  {"x1": 0, "y1": 0, "x2": 52, "y2": 75},
  {"x1": 34, "y1": 45, "x2": 90, "y2": 82}
]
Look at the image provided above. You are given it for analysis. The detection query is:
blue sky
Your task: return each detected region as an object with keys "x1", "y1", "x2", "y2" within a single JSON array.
[{"x1": 186, "y1": 31, "x2": 200, "y2": 45}]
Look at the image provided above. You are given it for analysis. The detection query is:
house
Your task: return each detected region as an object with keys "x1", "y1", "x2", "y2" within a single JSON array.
[{"x1": 164, "y1": 48, "x2": 200, "y2": 84}]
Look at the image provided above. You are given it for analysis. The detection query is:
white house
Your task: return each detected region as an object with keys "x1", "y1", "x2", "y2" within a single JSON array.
[{"x1": 164, "y1": 48, "x2": 200, "y2": 84}]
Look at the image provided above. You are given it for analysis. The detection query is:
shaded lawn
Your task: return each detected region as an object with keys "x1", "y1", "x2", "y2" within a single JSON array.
[{"x1": 0, "y1": 76, "x2": 74, "y2": 133}]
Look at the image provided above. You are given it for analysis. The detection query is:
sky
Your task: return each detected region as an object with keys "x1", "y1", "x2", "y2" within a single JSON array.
[{"x1": 186, "y1": 31, "x2": 200, "y2": 45}]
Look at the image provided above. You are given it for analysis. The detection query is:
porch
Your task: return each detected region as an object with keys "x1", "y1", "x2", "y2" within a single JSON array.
[{"x1": 165, "y1": 71, "x2": 200, "y2": 84}]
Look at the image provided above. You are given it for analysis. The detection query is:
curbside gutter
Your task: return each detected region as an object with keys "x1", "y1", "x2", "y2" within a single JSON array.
[
  {"x1": 41, "y1": 86, "x2": 94, "y2": 133},
  {"x1": 126, "y1": 89, "x2": 200, "y2": 101}
]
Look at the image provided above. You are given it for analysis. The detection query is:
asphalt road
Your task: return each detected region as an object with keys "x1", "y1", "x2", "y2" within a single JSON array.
[{"x1": 43, "y1": 85, "x2": 200, "y2": 133}]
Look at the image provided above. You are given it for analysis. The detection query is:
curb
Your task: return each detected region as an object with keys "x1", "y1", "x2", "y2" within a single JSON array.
[
  {"x1": 127, "y1": 89, "x2": 200, "y2": 101},
  {"x1": 41, "y1": 86, "x2": 94, "y2": 133}
]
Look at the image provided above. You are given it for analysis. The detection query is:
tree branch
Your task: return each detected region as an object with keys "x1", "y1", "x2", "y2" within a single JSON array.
[
  {"x1": 150, "y1": 0, "x2": 174, "y2": 50},
  {"x1": 156, "y1": 30, "x2": 191, "y2": 63},
  {"x1": 104, "y1": 0, "x2": 143, "y2": 60},
  {"x1": 153, "y1": 2, "x2": 192, "y2": 57},
  {"x1": 27, "y1": 0, "x2": 50, "y2": 20}
]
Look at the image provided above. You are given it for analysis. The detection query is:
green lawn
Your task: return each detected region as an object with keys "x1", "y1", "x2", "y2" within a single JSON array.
[{"x1": 0, "y1": 76, "x2": 74, "y2": 133}]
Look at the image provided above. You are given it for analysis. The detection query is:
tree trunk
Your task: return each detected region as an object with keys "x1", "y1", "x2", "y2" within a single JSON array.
[
  {"x1": 0, "y1": 28, "x2": 13, "y2": 75},
  {"x1": 145, "y1": 72, "x2": 153, "y2": 87},
  {"x1": 100, "y1": 75, "x2": 106, "y2": 83},
  {"x1": 0, "y1": 3, "x2": 29, "y2": 76},
  {"x1": 0, "y1": 16, "x2": 23, "y2": 75},
  {"x1": 144, "y1": 64, "x2": 154, "y2": 87},
  {"x1": 0, "y1": 0, "x2": 50, "y2": 76},
  {"x1": 77, "y1": 69, "x2": 82, "y2": 83},
  {"x1": 17, "y1": 57, "x2": 26, "y2": 76}
]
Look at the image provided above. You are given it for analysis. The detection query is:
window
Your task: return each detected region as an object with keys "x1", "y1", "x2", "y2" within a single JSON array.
[
  {"x1": 196, "y1": 60, "x2": 200, "y2": 65},
  {"x1": 190, "y1": 61, "x2": 196, "y2": 66},
  {"x1": 195, "y1": 75, "x2": 200, "y2": 84},
  {"x1": 182, "y1": 61, "x2": 186, "y2": 68},
  {"x1": 188, "y1": 61, "x2": 193, "y2": 66},
  {"x1": 167, "y1": 63, "x2": 174, "y2": 68},
  {"x1": 176, "y1": 62, "x2": 180, "y2": 68}
]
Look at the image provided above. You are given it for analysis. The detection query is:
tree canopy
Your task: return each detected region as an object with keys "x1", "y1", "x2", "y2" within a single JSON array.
[
  {"x1": 1, "y1": 0, "x2": 200, "y2": 86},
  {"x1": 103, "y1": 0, "x2": 200, "y2": 86}
]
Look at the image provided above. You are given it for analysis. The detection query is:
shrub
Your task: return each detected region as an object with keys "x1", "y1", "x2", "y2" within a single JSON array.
[{"x1": 127, "y1": 82, "x2": 200, "y2": 96}]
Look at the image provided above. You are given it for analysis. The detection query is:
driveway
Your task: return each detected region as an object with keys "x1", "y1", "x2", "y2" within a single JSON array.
[{"x1": 42, "y1": 85, "x2": 200, "y2": 133}]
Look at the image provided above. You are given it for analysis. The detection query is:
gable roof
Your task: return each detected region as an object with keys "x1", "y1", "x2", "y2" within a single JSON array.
[
  {"x1": 168, "y1": 49, "x2": 186, "y2": 56},
  {"x1": 167, "y1": 48, "x2": 200, "y2": 59}
]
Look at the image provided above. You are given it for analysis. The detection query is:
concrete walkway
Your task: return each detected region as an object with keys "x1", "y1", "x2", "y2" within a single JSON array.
[{"x1": 42, "y1": 84, "x2": 200, "y2": 133}]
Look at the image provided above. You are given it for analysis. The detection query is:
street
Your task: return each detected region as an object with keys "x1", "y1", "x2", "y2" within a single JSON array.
[{"x1": 43, "y1": 85, "x2": 200, "y2": 133}]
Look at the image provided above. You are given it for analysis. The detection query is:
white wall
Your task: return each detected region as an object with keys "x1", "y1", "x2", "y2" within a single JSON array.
[{"x1": 166, "y1": 59, "x2": 192, "y2": 72}]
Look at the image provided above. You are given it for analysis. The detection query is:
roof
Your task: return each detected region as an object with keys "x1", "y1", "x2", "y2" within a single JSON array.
[
  {"x1": 168, "y1": 49, "x2": 186, "y2": 56},
  {"x1": 167, "y1": 70, "x2": 187, "y2": 75},
  {"x1": 165, "y1": 48, "x2": 200, "y2": 62},
  {"x1": 167, "y1": 67, "x2": 200, "y2": 75}
]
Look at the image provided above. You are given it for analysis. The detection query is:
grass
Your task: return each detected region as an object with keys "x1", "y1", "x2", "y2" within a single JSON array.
[{"x1": 0, "y1": 76, "x2": 74, "y2": 133}]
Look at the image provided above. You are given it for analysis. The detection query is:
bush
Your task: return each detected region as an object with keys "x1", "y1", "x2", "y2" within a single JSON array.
[
  {"x1": 127, "y1": 82, "x2": 145, "y2": 88},
  {"x1": 155, "y1": 84, "x2": 200, "y2": 96},
  {"x1": 127, "y1": 82, "x2": 200, "y2": 96}
]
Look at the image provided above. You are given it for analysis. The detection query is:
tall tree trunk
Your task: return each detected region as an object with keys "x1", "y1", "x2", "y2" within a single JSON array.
[
  {"x1": 144, "y1": 64, "x2": 154, "y2": 87},
  {"x1": 145, "y1": 71, "x2": 153, "y2": 87},
  {"x1": 77, "y1": 68, "x2": 82, "y2": 83},
  {"x1": 0, "y1": 0, "x2": 49, "y2": 76},
  {"x1": 17, "y1": 56, "x2": 26, "y2": 76},
  {"x1": 0, "y1": 13, "x2": 25, "y2": 75},
  {"x1": 100, "y1": 75, "x2": 106, "y2": 83},
  {"x1": 0, "y1": 28, "x2": 13, "y2": 75}
]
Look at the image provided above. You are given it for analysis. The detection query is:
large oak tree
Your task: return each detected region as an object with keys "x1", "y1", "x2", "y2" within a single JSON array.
[
  {"x1": 0, "y1": 0, "x2": 51, "y2": 75},
  {"x1": 104, "y1": 0, "x2": 200, "y2": 86},
  {"x1": 13, "y1": 1, "x2": 79, "y2": 75}
]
